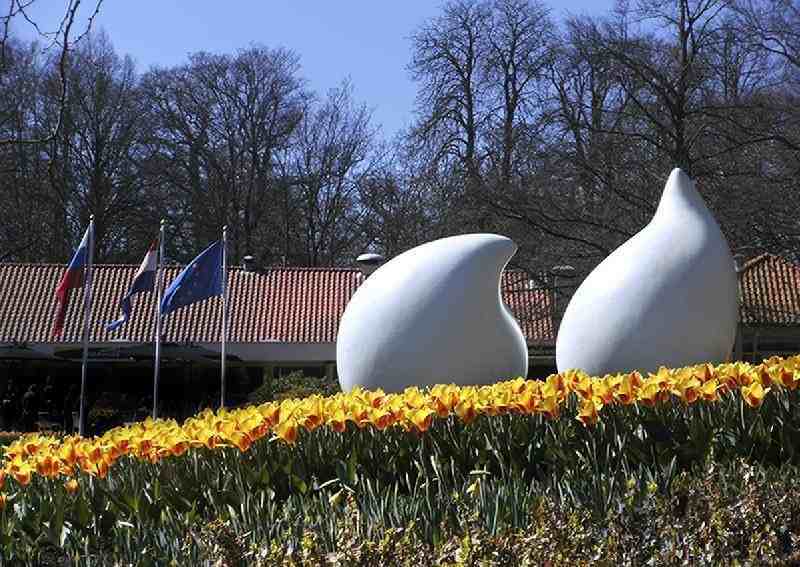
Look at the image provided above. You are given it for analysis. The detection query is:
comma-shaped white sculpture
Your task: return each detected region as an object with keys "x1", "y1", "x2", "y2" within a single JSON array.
[
  {"x1": 336, "y1": 234, "x2": 529, "y2": 392},
  {"x1": 556, "y1": 168, "x2": 738, "y2": 375}
]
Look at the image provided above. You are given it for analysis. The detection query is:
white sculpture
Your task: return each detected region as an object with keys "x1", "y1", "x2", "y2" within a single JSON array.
[
  {"x1": 337, "y1": 234, "x2": 529, "y2": 392},
  {"x1": 556, "y1": 168, "x2": 738, "y2": 375}
]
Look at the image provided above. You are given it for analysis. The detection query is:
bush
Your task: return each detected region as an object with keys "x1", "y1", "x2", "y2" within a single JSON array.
[
  {"x1": 4, "y1": 455, "x2": 800, "y2": 565},
  {"x1": 248, "y1": 370, "x2": 340, "y2": 405},
  {"x1": 87, "y1": 406, "x2": 123, "y2": 433}
]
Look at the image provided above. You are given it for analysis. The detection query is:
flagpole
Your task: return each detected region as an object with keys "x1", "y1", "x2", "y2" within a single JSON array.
[
  {"x1": 220, "y1": 225, "x2": 228, "y2": 409},
  {"x1": 152, "y1": 219, "x2": 166, "y2": 419},
  {"x1": 78, "y1": 215, "x2": 95, "y2": 436}
]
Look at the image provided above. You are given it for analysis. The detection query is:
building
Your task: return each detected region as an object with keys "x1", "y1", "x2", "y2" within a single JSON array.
[
  {"x1": 0, "y1": 263, "x2": 556, "y2": 408},
  {"x1": 737, "y1": 254, "x2": 800, "y2": 361}
]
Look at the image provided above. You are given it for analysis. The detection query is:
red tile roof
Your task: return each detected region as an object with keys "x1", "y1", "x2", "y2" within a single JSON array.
[
  {"x1": 0, "y1": 264, "x2": 555, "y2": 346},
  {"x1": 501, "y1": 271, "x2": 555, "y2": 349},
  {"x1": 739, "y1": 254, "x2": 800, "y2": 326}
]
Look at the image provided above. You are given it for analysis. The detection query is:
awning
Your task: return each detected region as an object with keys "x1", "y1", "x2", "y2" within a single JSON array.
[
  {"x1": 0, "y1": 342, "x2": 56, "y2": 360},
  {"x1": 53, "y1": 342, "x2": 240, "y2": 364},
  {"x1": 115, "y1": 343, "x2": 240, "y2": 363}
]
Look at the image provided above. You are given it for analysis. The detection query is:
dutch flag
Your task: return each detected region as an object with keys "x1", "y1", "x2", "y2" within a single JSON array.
[{"x1": 107, "y1": 238, "x2": 159, "y2": 332}]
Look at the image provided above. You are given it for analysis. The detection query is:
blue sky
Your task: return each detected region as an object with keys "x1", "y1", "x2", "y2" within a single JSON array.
[{"x1": 15, "y1": 1, "x2": 612, "y2": 138}]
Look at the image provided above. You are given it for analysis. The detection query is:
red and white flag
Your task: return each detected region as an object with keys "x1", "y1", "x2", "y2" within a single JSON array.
[{"x1": 107, "y1": 238, "x2": 159, "y2": 331}]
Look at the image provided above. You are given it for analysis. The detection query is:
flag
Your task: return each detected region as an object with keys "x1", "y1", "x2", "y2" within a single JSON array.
[
  {"x1": 107, "y1": 238, "x2": 159, "y2": 332},
  {"x1": 53, "y1": 226, "x2": 91, "y2": 338},
  {"x1": 160, "y1": 240, "x2": 224, "y2": 316}
]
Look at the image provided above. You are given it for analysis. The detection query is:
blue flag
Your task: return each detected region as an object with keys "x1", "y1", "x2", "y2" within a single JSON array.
[{"x1": 160, "y1": 240, "x2": 224, "y2": 316}]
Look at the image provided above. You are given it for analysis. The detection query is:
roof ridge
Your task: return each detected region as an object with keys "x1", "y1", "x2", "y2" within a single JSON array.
[
  {"x1": 0, "y1": 262, "x2": 72, "y2": 268},
  {"x1": 741, "y1": 253, "x2": 800, "y2": 272},
  {"x1": 739, "y1": 253, "x2": 772, "y2": 272},
  {"x1": 0, "y1": 263, "x2": 364, "y2": 273}
]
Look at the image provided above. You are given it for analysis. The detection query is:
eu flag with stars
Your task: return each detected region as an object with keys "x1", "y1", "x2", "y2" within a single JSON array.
[{"x1": 160, "y1": 240, "x2": 224, "y2": 316}]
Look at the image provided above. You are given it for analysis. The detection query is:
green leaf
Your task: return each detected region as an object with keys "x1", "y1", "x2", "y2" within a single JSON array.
[
  {"x1": 74, "y1": 497, "x2": 91, "y2": 530},
  {"x1": 100, "y1": 510, "x2": 116, "y2": 535},
  {"x1": 291, "y1": 475, "x2": 308, "y2": 495}
]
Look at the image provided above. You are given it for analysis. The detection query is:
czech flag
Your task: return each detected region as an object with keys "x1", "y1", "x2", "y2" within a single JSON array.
[
  {"x1": 53, "y1": 226, "x2": 91, "y2": 338},
  {"x1": 107, "y1": 238, "x2": 159, "y2": 332}
]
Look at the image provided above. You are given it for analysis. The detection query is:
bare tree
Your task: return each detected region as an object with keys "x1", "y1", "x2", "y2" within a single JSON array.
[
  {"x1": 279, "y1": 81, "x2": 379, "y2": 266},
  {"x1": 733, "y1": 0, "x2": 800, "y2": 69},
  {"x1": 0, "y1": 30, "x2": 148, "y2": 263},
  {"x1": 141, "y1": 46, "x2": 308, "y2": 263},
  {"x1": 357, "y1": 148, "x2": 450, "y2": 258},
  {"x1": 406, "y1": 0, "x2": 799, "y2": 285},
  {"x1": 483, "y1": 0, "x2": 554, "y2": 190},
  {"x1": 408, "y1": 0, "x2": 489, "y2": 190},
  {"x1": 0, "y1": 0, "x2": 104, "y2": 146},
  {"x1": 0, "y1": 39, "x2": 52, "y2": 261},
  {"x1": 50, "y1": 32, "x2": 150, "y2": 261}
]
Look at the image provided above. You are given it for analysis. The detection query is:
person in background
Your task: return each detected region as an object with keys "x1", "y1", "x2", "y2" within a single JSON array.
[
  {"x1": 42, "y1": 376, "x2": 55, "y2": 419},
  {"x1": 63, "y1": 384, "x2": 78, "y2": 432},
  {"x1": 4, "y1": 382, "x2": 21, "y2": 430},
  {"x1": 0, "y1": 390, "x2": 13, "y2": 431},
  {"x1": 20, "y1": 384, "x2": 38, "y2": 432}
]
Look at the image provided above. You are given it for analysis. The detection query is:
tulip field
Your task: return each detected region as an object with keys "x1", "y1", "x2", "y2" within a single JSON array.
[{"x1": 2, "y1": 356, "x2": 800, "y2": 565}]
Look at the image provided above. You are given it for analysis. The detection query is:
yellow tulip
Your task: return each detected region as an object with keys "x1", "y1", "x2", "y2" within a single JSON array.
[
  {"x1": 35, "y1": 455, "x2": 60, "y2": 478},
  {"x1": 407, "y1": 408, "x2": 435, "y2": 432},
  {"x1": 774, "y1": 366, "x2": 800, "y2": 391},
  {"x1": 363, "y1": 388, "x2": 387, "y2": 409},
  {"x1": 536, "y1": 394, "x2": 560, "y2": 420},
  {"x1": 591, "y1": 379, "x2": 614, "y2": 405},
  {"x1": 2, "y1": 354, "x2": 799, "y2": 487},
  {"x1": 430, "y1": 384, "x2": 459, "y2": 417},
  {"x1": 300, "y1": 398, "x2": 325, "y2": 431},
  {"x1": 327, "y1": 405, "x2": 349, "y2": 433},
  {"x1": 741, "y1": 381, "x2": 769, "y2": 408},
  {"x1": 22, "y1": 437, "x2": 41, "y2": 457},
  {"x1": 202, "y1": 430, "x2": 222, "y2": 450},
  {"x1": 258, "y1": 402, "x2": 281, "y2": 427},
  {"x1": 397, "y1": 387, "x2": 420, "y2": 408},
  {"x1": 350, "y1": 404, "x2": 371, "y2": 428},
  {"x1": 700, "y1": 379, "x2": 719, "y2": 402},
  {"x1": 636, "y1": 381, "x2": 661, "y2": 407},
  {"x1": 275, "y1": 417, "x2": 299, "y2": 444},
  {"x1": 514, "y1": 388, "x2": 538, "y2": 414},
  {"x1": 368, "y1": 408, "x2": 393, "y2": 431},
  {"x1": 651, "y1": 367, "x2": 673, "y2": 390},
  {"x1": 167, "y1": 436, "x2": 191, "y2": 457},
  {"x1": 12, "y1": 464, "x2": 32, "y2": 487},
  {"x1": 576, "y1": 398, "x2": 602, "y2": 426},
  {"x1": 614, "y1": 374, "x2": 637, "y2": 405},
  {"x1": 455, "y1": 399, "x2": 478, "y2": 424},
  {"x1": 228, "y1": 431, "x2": 252, "y2": 453},
  {"x1": 545, "y1": 373, "x2": 566, "y2": 399}
]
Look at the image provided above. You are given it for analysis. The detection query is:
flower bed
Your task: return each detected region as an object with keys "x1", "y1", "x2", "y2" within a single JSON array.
[
  {"x1": 3, "y1": 355, "x2": 798, "y2": 486},
  {"x1": 1, "y1": 355, "x2": 799, "y2": 564}
]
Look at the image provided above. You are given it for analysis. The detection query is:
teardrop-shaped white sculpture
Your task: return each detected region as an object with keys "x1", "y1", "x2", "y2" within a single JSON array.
[
  {"x1": 337, "y1": 234, "x2": 529, "y2": 392},
  {"x1": 556, "y1": 168, "x2": 738, "y2": 375}
]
